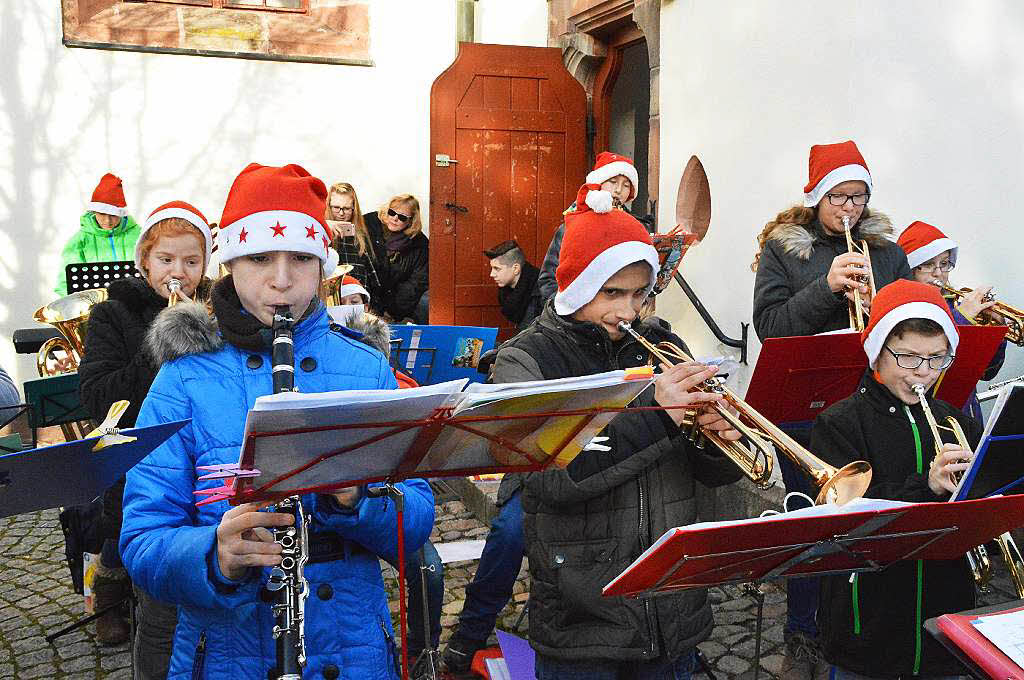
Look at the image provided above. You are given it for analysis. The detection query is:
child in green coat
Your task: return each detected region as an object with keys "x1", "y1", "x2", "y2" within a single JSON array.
[{"x1": 55, "y1": 173, "x2": 140, "y2": 296}]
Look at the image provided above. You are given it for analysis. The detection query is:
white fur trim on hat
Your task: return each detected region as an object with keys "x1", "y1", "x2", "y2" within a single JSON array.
[
  {"x1": 553, "y1": 241, "x2": 659, "y2": 315},
  {"x1": 585, "y1": 189, "x2": 614, "y2": 214},
  {"x1": 339, "y1": 280, "x2": 370, "y2": 302},
  {"x1": 216, "y1": 210, "x2": 332, "y2": 269},
  {"x1": 803, "y1": 164, "x2": 873, "y2": 208},
  {"x1": 135, "y1": 207, "x2": 214, "y2": 272},
  {"x1": 863, "y1": 301, "x2": 960, "y2": 369},
  {"x1": 586, "y1": 161, "x2": 639, "y2": 199},
  {"x1": 904, "y1": 238, "x2": 958, "y2": 269},
  {"x1": 88, "y1": 202, "x2": 125, "y2": 217},
  {"x1": 324, "y1": 248, "x2": 339, "y2": 278}
]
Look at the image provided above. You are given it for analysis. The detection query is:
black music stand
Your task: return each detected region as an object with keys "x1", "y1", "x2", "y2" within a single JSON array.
[{"x1": 65, "y1": 260, "x2": 140, "y2": 294}]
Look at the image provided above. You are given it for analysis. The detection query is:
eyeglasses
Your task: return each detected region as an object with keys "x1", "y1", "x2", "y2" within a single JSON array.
[
  {"x1": 331, "y1": 205, "x2": 354, "y2": 214},
  {"x1": 387, "y1": 208, "x2": 411, "y2": 224},
  {"x1": 884, "y1": 346, "x2": 954, "y2": 370},
  {"x1": 914, "y1": 260, "x2": 955, "y2": 274},
  {"x1": 825, "y1": 193, "x2": 871, "y2": 207}
]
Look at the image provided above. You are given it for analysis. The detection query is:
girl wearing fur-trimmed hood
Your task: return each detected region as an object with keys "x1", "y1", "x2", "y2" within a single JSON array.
[{"x1": 751, "y1": 140, "x2": 912, "y2": 341}]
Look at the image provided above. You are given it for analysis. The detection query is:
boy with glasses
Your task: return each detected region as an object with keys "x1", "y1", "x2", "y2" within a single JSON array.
[
  {"x1": 898, "y1": 220, "x2": 1007, "y2": 420},
  {"x1": 810, "y1": 279, "x2": 980, "y2": 680}
]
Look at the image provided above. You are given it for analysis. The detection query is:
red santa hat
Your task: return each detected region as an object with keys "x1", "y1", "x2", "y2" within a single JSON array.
[
  {"x1": 217, "y1": 163, "x2": 339, "y2": 276},
  {"x1": 897, "y1": 221, "x2": 959, "y2": 269},
  {"x1": 88, "y1": 173, "x2": 127, "y2": 217},
  {"x1": 584, "y1": 151, "x2": 639, "y2": 204},
  {"x1": 554, "y1": 184, "x2": 659, "y2": 315},
  {"x1": 803, "y1": 140, "x2": 873, "y2": 208},
  {"x1": 339, "y1": 275, "x2": 370, "y2": 303},
  {"x1": 861, "y1": 279, "x2": 959, "y2": 369},
  {"x1": 134, "y1": 200, "x2": 214, "y2": 272}
]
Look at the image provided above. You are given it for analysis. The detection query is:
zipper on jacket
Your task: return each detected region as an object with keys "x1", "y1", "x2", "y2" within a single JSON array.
[
  {"x1": 903, "y1": 405, "x2": 924, "y2": 675},
  {"x1": 108, "y1": 231, "x2": 118, "y2": 260},
  {"x1": 637, "y1": 476, "x2": 656, "y2": 656},
  {"x1": 191, "y1": 631, "x2": 207, "y2": 680},
  {"x1": 380, "y1": 616, "x2": 400, "y2": 677}
]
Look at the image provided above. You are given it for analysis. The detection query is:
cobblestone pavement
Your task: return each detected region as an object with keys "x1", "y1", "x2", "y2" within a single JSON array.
[{"x1": 1, "y1": 503, "x2": 1021, "y2": 679}]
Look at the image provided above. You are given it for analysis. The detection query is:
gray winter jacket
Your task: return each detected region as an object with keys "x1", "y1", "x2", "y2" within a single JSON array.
[
  {"x1": 752, "y1": 212, "x2": 911, "y2": 340},
  {"x1": 536, "y1": 222, "x2": 565, "y2": 302}
]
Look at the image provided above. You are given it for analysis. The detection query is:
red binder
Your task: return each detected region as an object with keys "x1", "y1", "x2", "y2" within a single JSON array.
[
  {"x1": 745, "y1": 325, "x2": 1007, "y2": 423},
  {"x1": 602, "y1": 494, "x2": 1024, "y2": 598},
  {"x1": 937, "y1": 605, "x2": 1024, "y2": 680}
]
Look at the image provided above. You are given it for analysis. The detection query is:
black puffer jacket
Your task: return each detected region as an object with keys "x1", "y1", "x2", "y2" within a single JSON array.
[
  {"x1": 753, "y1": 212, "x2": 911, "y2": 340},
  {"x1": 493, "y1": 302, "x2": 741, "y2": 663},
  {"x1": 810, "y1": 373, "x2": 981, "y2": 677},
  {"x1": 364, "y1": 211, "x2": 429, "y2": 321},
  {"x1": 79, "y1": 276, "x2": 209, "y2": 538}
]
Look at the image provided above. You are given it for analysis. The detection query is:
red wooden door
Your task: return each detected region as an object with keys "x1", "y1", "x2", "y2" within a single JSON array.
[{"x1": 429, "y1": 42, "x2": 587, "y2": 335}]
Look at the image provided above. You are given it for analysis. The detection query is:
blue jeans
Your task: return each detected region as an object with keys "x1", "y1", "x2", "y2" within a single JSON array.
[
  {"x1": 387, "y1": 539, "x2": 443, "y2": 655},
  {"x1": 779, "y1": 423, "x2": 818, "y2": 637},
  {"x1": 455, "y1": 491, "x2": 525, "y2": 642},
  {"x1": 535, "y1": 650, "x2": 695, "y2": 680}
]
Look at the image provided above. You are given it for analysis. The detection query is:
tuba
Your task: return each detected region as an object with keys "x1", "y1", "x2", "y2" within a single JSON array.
[
  {"x1": 911, "y1": 383, "x2": 1024, "y2": 596},
  {"x1": 33, "y1": 288, "x2": 108, "y2": 376},
  {"x1": 842, "y1": 216, "x2": 876, "y2": 332},
  {"x1": 940, "y1": 284, "x2": 1024, "y2": 346},
  {"x1": 617, "y1": 322, "x2": 873, "y2": 505},
  {"x1": 319, "y1": 265, "x2": 355, "y2": 307}
]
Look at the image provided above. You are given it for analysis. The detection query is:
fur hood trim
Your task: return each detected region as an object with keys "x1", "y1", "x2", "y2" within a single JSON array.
[
  {"x1": 341, "y1": 313, "x2": 392, "y2": 356},
  {"x1": 768, "y1": 212, "x2": 894, "y2": 261},
  {"x1": 146, "y1": 303, "x2": 222, "y2": 365}
]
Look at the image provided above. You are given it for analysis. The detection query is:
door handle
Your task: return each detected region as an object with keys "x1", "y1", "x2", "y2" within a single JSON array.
[{"x1": 444, "y1": 202, "x2": 468, "y2": 213}]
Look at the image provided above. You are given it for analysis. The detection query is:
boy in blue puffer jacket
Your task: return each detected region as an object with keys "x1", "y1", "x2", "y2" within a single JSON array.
[{"x1": 120, "y1": 163, "x2": 435, "y2": 680}]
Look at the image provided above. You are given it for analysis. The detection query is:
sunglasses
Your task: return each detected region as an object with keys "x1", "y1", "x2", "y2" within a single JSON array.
[{"x1": 387, "y1": 208, "x2": 411, "y2": 224}]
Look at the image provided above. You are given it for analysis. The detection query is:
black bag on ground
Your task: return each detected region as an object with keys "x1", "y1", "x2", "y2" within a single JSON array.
[{"x1": 58, "y1": 500, "x2": 105, "y2": 594}]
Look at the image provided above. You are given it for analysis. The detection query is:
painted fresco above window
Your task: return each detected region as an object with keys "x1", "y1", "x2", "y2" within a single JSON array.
[{"x1": 61, "y1": 0, "x2": 371, "y2": 66}]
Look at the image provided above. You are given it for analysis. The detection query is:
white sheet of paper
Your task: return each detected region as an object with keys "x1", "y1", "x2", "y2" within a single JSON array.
[{"x1": 971, "y1": 608, "x2": 1024, "y2": 669}]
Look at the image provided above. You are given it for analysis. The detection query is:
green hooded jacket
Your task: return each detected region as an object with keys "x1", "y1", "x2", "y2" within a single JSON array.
[{"x1": 55, "y1": 212, "x2": 141, "y2": 296}]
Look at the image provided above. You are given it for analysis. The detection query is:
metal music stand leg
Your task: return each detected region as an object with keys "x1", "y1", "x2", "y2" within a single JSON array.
[
  {"x1": 45, "y1": 592, "x2": 135, "y2": 644},
  {"x1": 411, "y1": 546, "x2": 441, "y2": 680},
  {"x1": 695, "y1": 647, "x2": 718, "y2": 680},
  {"x1": 367, "y1": 483, "x2": 409, "y2": 680},
  {"x1": 742, "y1": 582, "x2": 766, "y2": 680}
]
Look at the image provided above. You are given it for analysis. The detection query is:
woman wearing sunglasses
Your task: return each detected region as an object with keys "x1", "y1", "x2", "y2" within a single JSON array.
[{"x1": 364, "y1": 194, "x2": 429, "y2": 323}]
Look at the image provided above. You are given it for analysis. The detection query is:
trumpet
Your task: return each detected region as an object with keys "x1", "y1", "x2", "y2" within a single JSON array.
[
  {"x1": 911, "y1": 384, "x2": 1024, "y2": 596},
  {"x1": 167, "y1": 278, "x2": 185, "y2": 307},
  {"x1": 617, "y1": 322, "x2": 872, "y2": 505},
  {"x1": 842, "y1": 216, "x2": 876, "y2": 332},
  {"x1": 940, "y1": 284, "x2": 1024, "y2": 346}
]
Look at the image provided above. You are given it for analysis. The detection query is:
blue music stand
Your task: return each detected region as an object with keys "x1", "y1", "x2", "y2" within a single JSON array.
[
  {"x1": 955, "y1": 383, "x2": 1024, "y2": 501},
  {"x1": 0, "y1": 419, "x2": 188, "y2": 519},
  {"x1": 389, "y1": 325, "x2": 498, "y2": 386}
]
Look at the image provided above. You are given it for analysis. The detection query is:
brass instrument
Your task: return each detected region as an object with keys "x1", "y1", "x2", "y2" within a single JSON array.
[
  {"x1": 940, "y1": 284, "x2": 1024, "y2": 346},
  {"x1": 33, "y1": 289, "x2": 108, "y2": 376},
  {"x1": 166, "y1": 278, "x2": 184, "y2": 307},
  {"x1": 911, "y1": 384, "x2": 1024, "y2": 595},
  {"x1": 617, "y1": 322, "x2": 872, "y2": 505},
  {"x1": 843, "y1": 216, "x2": 876, "y2": 332},
  {"x1": 319, "y1": 264, "x2": 356, "y2": 307}
]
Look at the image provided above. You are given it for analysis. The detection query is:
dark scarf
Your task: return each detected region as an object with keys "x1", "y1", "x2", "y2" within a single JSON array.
[
  {"x1": 210, "y1": 275, "x2": 315, "y2": 352},
  {"x1": 385, "y1": 233, "x2": 410, "y2": 255},
  {"x1": 498, "y1": 261, "x2": 539, "y2": 324}
]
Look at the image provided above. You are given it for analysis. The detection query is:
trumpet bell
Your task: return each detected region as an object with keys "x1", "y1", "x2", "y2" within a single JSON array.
[{"x1": 815, "y1": 460, "x2": 872, "y2": 506}]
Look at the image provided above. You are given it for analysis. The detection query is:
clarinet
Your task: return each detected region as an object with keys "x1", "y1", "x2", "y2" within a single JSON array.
[{"x1": 267, "y1": 306, "x2": 309, "y2": 680}]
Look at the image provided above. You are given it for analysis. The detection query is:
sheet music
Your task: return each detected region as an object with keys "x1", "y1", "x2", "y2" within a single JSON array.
[
  {"x1": 971, "y1": 608, "x2": 1024, "y2": 669},
  {"x1": 484, "y1": 658, "x2": 511, "y2": 680}
]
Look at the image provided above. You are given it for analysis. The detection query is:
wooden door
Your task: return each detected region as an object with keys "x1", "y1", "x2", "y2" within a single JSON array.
[{"x1": 429, "y1": 42, "x2": 587, "y2": 335}]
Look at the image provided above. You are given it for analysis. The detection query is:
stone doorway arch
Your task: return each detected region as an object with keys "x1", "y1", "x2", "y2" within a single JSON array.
[{"x1": 549, "y1": 0, "x2": 661, "y2": 215}]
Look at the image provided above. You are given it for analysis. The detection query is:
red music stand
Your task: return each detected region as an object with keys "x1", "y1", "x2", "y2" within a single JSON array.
[
  {"x1": 927, "y1": 600, "x2": 1024, "y2": 679},
  {"x1": 193, "y1": 373, "x2": 653, "y2": 680},
  {"x1": 746, "y1": 325, "x2": 1007, "y2": 424},
  {"x1": 603, "y1": 495, "x2": 1024, "y2": 680}
]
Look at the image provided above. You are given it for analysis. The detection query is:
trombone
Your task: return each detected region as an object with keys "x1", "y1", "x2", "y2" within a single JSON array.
[
  {"x1": 842, "y1": 216, "x2": 876, "y2": 332},
  {"x1": 940, "y1": 284, "x2": 1024, "y2": 346},
  {"x1": 617, "y1": 322, "x2": 872, "y2": 505},
  {"x1": 911, "y1": 383, "x2": 1024, "y2": 597}
]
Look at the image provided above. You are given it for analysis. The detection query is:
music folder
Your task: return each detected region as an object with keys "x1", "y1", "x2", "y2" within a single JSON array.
[
  {"x1": 602, "y1": 494, "x2": 1024, "y2": 599},
  {"x1": 0, "y1": 420, "x2": 188, "y2": 519},
  {"x1": 933, "y1": 602, "x2": 1024, "y2": 679},
  {"x1": 745, "y1": 325, "x2": 1006, "y2": 425},
  {"x1": 954, "y1": 382, "x2": 1024, "y2": 501}
]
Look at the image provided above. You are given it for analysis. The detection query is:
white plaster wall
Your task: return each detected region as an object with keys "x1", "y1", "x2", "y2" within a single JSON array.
[
  {"x1": 656, "y1": 0, "x2": 1024, "y2": 394},
  {"x1": 0, "y1": 0, "x2": 548, "y2": 390}
]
